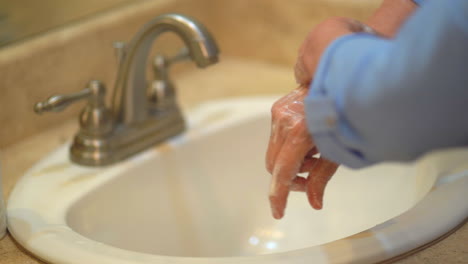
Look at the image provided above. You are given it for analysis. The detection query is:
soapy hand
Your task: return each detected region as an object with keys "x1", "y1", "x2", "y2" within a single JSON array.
[
  {"x1": 266, "y1": 86, "x2": 339, "y2": 219},
  {"x1": 266, "y1": 17, "x2": 360, "y2": 219}
]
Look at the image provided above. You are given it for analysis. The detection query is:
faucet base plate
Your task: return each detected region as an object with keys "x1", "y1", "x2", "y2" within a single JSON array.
[{"x1": 70, "y1": 109, "x2": 185, "y2": 166}]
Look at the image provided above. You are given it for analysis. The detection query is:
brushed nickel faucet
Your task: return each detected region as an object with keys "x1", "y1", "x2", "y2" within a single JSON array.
[{"x1": 34, "y1": 14, "x2": 219, "y2": 166}]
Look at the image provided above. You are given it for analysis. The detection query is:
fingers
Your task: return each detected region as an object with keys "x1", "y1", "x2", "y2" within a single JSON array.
[
  {"x1": 306, "y1": 147, "x2": 319, "y2": 157},
  {"x1": 300, "y1": 159, "x2": 318, "y2": 173},
  {"x1": 265, "y1": 122, "x2": 287, "y2": 174},
  {"x1": 269, "y1": 177, "x2": 290, "y2": 219},
  {"x1": 266, "y1": 92, "x2": 297, "y2": 173},
  {"x1": 272, "y1": 156, "x2": 338, "y2": 213},
  {"x1": 265, "y1": 88, "x2": 308, "y2": 173},
  {"x1": 265, "y1": 86, "x2": 314, "y2": 219},
  {"x1": 306, "y1": 158, "x2": 339, "y2": 210},
  {"x1": 290, "y1": 176, "x2": 307, "y2": 192},
  {"x1": 280, "y1": 153, "x2": 319, "y2": 192},
  {"x1": 269, "y1": 156, "x2": 307, "y2": 219},
  {"x1": 268, "y1": 128, "x2": 312, "y2": 219}
]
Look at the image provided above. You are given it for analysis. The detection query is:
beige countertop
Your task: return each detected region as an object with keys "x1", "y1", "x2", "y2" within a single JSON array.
[{"x1": 1, "y1": 59, "x2": 467, "y2": 264}]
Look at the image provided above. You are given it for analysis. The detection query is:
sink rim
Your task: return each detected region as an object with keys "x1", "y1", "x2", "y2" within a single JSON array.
[{"x1": 7, "y1": 96, "x2": 468, "y2": 264}]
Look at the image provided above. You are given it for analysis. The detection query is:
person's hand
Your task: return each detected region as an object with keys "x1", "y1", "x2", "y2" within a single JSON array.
[
  {"x1": 266, "y1": 86, "x2": 339, "y2": 219},
  {"x1": 295, "y1": 0, "x2": 418, "y2": 84},
  {"x1": 266, "y1": 17, "x2": 359, "y2": 220},
  {"x1": 266, "y1": 1, "x2": 418, "y2": 220},
  {"x1": 366, "y1": 0, "x2": 418, "y2": 38},
  {"x1": 295, "y1": 17, "x2": 375, "y2": 85}
]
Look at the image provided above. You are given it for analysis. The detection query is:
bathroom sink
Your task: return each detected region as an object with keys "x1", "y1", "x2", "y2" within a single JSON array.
[{"x1": 7, "y1": 96, "x2": 468, "y2": 264}]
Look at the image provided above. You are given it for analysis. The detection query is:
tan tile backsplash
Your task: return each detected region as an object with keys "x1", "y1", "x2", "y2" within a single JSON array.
[{"x1": 0, "y1": 0, "x2": 376, "y2": 148}]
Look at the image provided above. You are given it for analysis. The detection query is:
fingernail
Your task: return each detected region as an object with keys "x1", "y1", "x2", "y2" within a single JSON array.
[
  {"x1": 308, "y1": 191, "x2": 323, "y2": 210},
  {"x1": 314, "y1": 196, "x2": 323, "y2": 210},
  {"x1": 269, "y1": 196, "x2": 284, "y2": 219},
  {"x1": 273, "y1": 210, "x2": 283, "y2": 219},
  {"x1": 272, "y1": 206, "x2": 284, "y2": 219}
]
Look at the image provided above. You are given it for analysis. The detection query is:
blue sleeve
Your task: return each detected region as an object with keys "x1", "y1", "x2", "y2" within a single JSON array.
[{"x1": 305, "y1": 0, "x2": 468, "y2": 168}]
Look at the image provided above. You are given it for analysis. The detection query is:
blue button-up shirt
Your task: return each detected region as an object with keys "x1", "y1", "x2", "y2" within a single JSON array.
[{"x1": 305, "y1": 0, "x2": 468, "y2": 168}]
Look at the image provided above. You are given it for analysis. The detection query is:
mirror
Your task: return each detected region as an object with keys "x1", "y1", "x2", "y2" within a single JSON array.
[{"x1": 0, "y1": 0, "x2": 142, "y2": 47}]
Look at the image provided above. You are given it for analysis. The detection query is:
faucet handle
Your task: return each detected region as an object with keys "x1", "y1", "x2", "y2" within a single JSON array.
[
  {"x1": 34, "y1": 80, "x2": 105, "y2": 114},
  {"x1": 34, "y1": 87, "x2": 92, "y2": 114},
  {"x1": 34, "y1": 80, "x2": 114, "y2": 137},
  {"x1": 167, "y1": 47, "x2": 190, "y2": 65},
  {"x1": 148, "y1": 48, "x2": 189, "y2": 110},
  {"x1": 151, "y1": 47, "x2": 190, "y2": 77}
]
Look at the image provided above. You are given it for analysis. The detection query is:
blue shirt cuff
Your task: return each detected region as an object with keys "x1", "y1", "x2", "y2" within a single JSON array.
[
  {"x1": 305, "y1": 95, "x2": 370, "y2": 169},
  {"x1": 305, "y1": 34, "x2": 377, "y2": 168}
]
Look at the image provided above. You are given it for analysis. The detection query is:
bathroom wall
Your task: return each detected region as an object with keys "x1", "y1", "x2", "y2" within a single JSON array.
[
  {"x1": 0, "y1": 0, "x2": 378, "y2": 148},
  {"x1": 0, "y1": 0, "x2": 138, "y2": 47}
]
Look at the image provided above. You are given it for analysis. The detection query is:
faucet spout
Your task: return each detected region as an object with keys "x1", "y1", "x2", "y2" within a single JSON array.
[{"x1": 112, "y1": 13, "x2": 219, "y2": 125}]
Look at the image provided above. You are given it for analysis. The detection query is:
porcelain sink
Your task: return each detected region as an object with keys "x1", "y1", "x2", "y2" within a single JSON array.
[{"x1": 7, "y1": 97, "x2": 468, "y2": 264}]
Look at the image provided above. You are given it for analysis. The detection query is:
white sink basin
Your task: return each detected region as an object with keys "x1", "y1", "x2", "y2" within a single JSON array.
[{"x1": 7, "y1": 97, "x2": 468, "y2": 264}]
